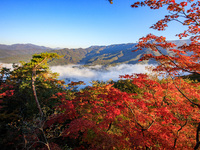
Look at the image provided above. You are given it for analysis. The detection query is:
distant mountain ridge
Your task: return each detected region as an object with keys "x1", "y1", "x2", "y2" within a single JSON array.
[
  {"x1": 0, "y1": 40, "x2": 190, "y2": 66},
  {"x1": 0, "y1": 43, "x2": 53, "y2": 60},
  {"x1": 0, "y1": 43, "x2": 52, "y2": 51}
]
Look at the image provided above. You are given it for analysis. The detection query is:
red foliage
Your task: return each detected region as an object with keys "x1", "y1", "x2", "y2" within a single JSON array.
[
  {"x1": 48, "y1": 78, "x2": 200, "y2": 149},
  {"x1": 131, "y1": 0, "x2": 200, "y2": 76},
  {"x1": 48, "y1": 0, "x2": 200, "y2": 149},
  {"x1": 0, "y1": 83, "x2": 15, "y2": 109},
  {"x1": 130, "y1": 0, "x2": 200, "y2": 149}
]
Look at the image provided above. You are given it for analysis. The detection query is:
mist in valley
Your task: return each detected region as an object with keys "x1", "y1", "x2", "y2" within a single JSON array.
[
  {"x1": 51, "y1": 64, "x2": 154, "y2": 88},
  {"x1": 0, "y1": 63, "x2": 154, "y2": 89}
]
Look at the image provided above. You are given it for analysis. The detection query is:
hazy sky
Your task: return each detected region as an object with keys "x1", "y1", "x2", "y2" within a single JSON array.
[{"x1": 0, "y1": 0, "x2": 185, "y2": 48}]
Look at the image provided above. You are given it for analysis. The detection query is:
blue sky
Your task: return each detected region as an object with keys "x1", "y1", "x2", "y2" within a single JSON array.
[{"x1": 0, "y1": 0, "x2": 185, "y2": 48}]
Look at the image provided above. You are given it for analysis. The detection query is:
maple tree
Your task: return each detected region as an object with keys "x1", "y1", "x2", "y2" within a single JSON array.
[
  {"x1": 46, "y1": 0, "x2": 200, "y2": 149},
  {"x1": 130, "y1": 0, "x2": 200, "y2": 149},
  {"x1": 46, "y1": 75, "x2": 199, "y2": 149},
  {"x1": 0, "y1": 0, "x2": 200, "y2": 149},
  {"x1": 131, "y1": 0, "x2": 200, "y2": 75}
]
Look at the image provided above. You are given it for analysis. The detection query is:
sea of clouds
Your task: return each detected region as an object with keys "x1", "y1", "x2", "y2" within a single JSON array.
[
  {"x1": 50, "y1": 64, "x2": 154, "y2": 88},
  {"x1": 0, "y1": 63, "x2": 14, "y2": 69},
  {"x1": 0, "y1": 63, "x2": 154, "y2": 88}
]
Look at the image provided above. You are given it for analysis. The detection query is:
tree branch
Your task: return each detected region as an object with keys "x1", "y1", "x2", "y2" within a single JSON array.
[
  {"x1": 153, "y1": 45, "x2": 200, "y2": 75},
  {"x1": 159, "y1": 60, "x2": 200, "y2": 108},
  {"x1": 194, "y1": 122, "x2": 200, "y2": 150},
  {"x1": 31, "y1": 57, "x2": 48, "y2": 118},
  {"x1": 125, "y1": 103, "x2": 155, "y2": 131},
  {"x1": 173, "y1": 118, "x2": 188, "y2": 149}
]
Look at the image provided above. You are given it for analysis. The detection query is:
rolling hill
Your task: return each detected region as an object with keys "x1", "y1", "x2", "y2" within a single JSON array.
[
  {"x1": 0, "y1": 43, "x2": 54, "y2": 63},
  {"x1": 0, "y1": 40, "x2": 190, "y2": 66}
]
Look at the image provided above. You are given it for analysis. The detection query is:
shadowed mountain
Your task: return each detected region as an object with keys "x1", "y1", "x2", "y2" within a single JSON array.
[
  {"x1": 0, "y1": 43, "x2": 52, "y2": 51},
  {"x1": 0, "y1": 40, "x2": 190, "y2": 65},
  {"x1": 0, "y1": 43, "x2": 53, "y2": 59},
  {"x1": 0, "y1": 43, "x2": 53, "y2": 62}
]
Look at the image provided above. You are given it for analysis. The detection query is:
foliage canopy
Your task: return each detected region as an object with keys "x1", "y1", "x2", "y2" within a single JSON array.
[{"x1": 0, "y1": 0, "x2": 200, "y2": 149}]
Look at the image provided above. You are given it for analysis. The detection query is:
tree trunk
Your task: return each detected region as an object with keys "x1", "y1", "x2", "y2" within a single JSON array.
[
  {"x1": 194, "y1": 122, "x2": 200, "y2": 150},
  {"x1": 32, "y1": 68, "x2": 43, "y2": 117}
]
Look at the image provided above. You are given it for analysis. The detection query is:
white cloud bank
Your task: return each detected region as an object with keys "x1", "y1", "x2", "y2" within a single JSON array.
[
  {"x1": 0, "y1": 63, "x2": 14, "y2": 69},
  {"x1": 51, "y1": 64, "x2": 154, "y2": 87},
  {"x1": 0, "y1": 63, "x2": 154, "y2": 88}
]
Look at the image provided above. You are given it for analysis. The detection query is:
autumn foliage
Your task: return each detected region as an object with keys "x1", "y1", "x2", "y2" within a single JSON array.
[
  {"x1": 1, "y1": 0, "x2": 200, "y2": 149},
  {"x1": 132, "y1": 0, "x2": 200, "y2": 76},
  {"x1": 44, "y1": 74, "x2": 199, "y2": 149}
]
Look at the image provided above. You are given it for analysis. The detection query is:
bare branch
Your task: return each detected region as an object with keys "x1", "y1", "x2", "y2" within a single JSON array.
[
  {"x1": 158, "y1": 60, "x2": 200, "y2": 108},
  {"x1": 27, "y1": 141, "x2": 49, "y2": 150},
  {"x1": 173, "y1": 118, "x2": 188, "y2": 149},
  {"x1": 194, "y1": 122, "x2": 200, "y2": 150},
  {"x1": 31, "y1": 57, "x2": 48, "y2": 118},
  {"x1": 125, "y1": 103, "x2": 155, "y2": 131},
  {"x1": 152, "y1": 45, "x2": 200, "y2": 75}
]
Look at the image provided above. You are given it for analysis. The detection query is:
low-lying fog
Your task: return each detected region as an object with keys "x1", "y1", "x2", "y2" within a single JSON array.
[
  {"x1": 1, "y1": 63, "x2": 14, "y2": 69},
  {"x1": 51, "y1": 64, "x2": 153, "y2": 88},
  {"x1": 1, "y1": 63, "x2": 154, "y2": 89}
]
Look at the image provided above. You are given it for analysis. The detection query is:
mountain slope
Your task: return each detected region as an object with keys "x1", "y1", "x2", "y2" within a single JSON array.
[
  {"x1": 0, "y1": 43, "x2": 52, "y2": 51},
  {"x1": 0, "y1": 40, "x2": 190, "y2": 65},
  {"x1": 0, "y1": 43, "x2": 53, "y2": 59}
]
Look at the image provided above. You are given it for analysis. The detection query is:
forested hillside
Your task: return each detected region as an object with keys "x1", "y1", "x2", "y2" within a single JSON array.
[
  {"x1": 0, "y1": 44, "x2": 53, "y2": 62},
  {"x1": 0, "y1": 40, "x2": 190, "y2": 65}
]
